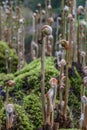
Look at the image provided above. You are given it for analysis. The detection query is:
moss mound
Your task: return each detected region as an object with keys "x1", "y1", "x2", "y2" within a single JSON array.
[
  {"x1": 14, "y1": 57, "x2": 59, "y2": 93},
  {"x1": 23, "y1": 93, "x2": 42, "y2": 129},
  {"x1": 0, "y1": 41, "x2": 18, "y2": 73},
  {"x1": 0, "y1": 58, "x2": 83, "y2": 129},
  {"x1": 0, "y1": 73, "x2": 14, "y2": 86},
  {"x1": 0, "y1": 57, "x2": 59, "y2": 129},
  {"x1": 0, "y1": 94, "x2": 42, "y2": 130},
  {"x1": 0, "y1": 104, "x2": 34, "y2": 130}
]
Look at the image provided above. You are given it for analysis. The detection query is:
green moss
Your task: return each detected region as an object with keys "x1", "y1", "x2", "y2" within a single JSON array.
[
  {"x1": 11, "y1": 90, "x2": 26, "y2": 104},
  {"x1": 15, "y1": 104, "x2": 34, "y2": 130},
  {"x1": 0, "y1": 107, "x2": 6, "y2": 130},
  {"x1": 0, "y1": 97, "x2": 4, "y2": 110},
  {"x1": 0, "y1": 73, "x2": 14, "y2": 86},
  {"x1": 0, "y1": 41, "x2": 18, "y2": 73},
  {"x1": 0, "y1": 104, "x2": 34, "y2": 130},
  {"x1": 1, "y1": 58, "x2": 83, "y2": 129},
  {"x1": 23, "y1": 93, "x2": 42, "y2": 129},
  {"x1": 15, "y1": 57, "x2": 58, "y2": 76},
  {"x1": 14, "y1": 57, "x2": 59, "y2": 92},
  {"x1": 0, "y1": 57, "x2": 83, "y2": 129},
  {"x1": 69, "y1": 67, "x2": 82, "y2": 127},
  {"x1": 0, "y1": 57, "x2": 59, "y2": 129}
]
